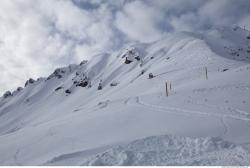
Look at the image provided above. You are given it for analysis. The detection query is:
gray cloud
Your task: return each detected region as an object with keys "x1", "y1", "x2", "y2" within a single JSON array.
[{"x1": 0, "y1": 0, "x2": 250, "y2": 94}]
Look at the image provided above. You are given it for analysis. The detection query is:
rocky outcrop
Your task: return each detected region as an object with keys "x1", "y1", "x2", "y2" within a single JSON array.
[
  {"x1": 25, "y1": 78, "x2": 35, "y2": 87},
  {"x1": 3, "y1": 91, "x2": 11, "y2": 98}
]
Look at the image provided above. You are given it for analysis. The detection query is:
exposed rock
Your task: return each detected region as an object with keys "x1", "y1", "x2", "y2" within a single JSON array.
[
  {"x1": 47, "y1": 68, "x2": 65, "y2": 80},
  {"x1": 135, "y1": 56, "x2": 141, "y2": 61},
  {"x1": 148, "y1": 73, "x2": 154, "y2": 79},
  {"x1": 17, "y1": 87, "x2": 23, "y2": 92},
  {"x1": 98, "y1": 81, "x2": 103, "y2": 90},
  {"x1": 222, "y1": 68, "x2": 229, "y2": 72},
  {"x1": 110, "y1": 81, "x2": 119, "y2": 87},
  {"x1": 80, "y1": 60, "x2": 88, "y2": 66},
  {"x1": 25, "y1": 78, "x2": 35, "y2": 87},
  {"x1": 76, "y1": 81, "x2": 89, "y2": 87},
  {"x1": 141, "y1": 69, "x2": 146, "y2": 75},
  {"x1": 123, "y1": 48, "x2": 140, "y2": 64},
  {"x1": 3, "y1": 91, "x2": 12, "y2": 98},
  {"x1": 125, "y1": 57, "x2": 133, "y2": 64},
  {"x1": 65, "y1": 89, "x2": 71, "y2": 94},
  {"x1": 55, "y1": 86, "x2": 63, "y2": 91}
]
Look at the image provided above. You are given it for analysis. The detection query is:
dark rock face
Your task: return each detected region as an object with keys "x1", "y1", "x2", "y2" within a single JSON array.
[
  {"x1": 123, "y1": 48, "x2": 140, "y2": 64},
  {"x1": 98, "y1": 82, "x2": 102, "y2": 90},
  {"x1": 141, "y1": 70, "x2": 146, "y2": 75},
  {"x1": 65, "y1": 89, "x2": 71, "y2": 94},
  {"x1": 135, "y1": 56, "x2": 141, "y2": 61},
  {"x1": 55, "y1": 86, "x2": 63, "y2": 91},
  {"x1": 80, "y1": 60, "x2": 88, "y2": 66},
  {"x1": 98, "y1": 85, "x2": 102, "y2": 90},
  {"x1": 47, "y1": 68, "x2": 65, "y2": 80},
  {"x1": 125, "y1": 57, "x2": 133, "y2": 64},
  {"x1": 110, "y1": 82, "x2": 119, "y2": 87},
  {"x1": 148, "y1": 73, "x2": 154, "y2": 79},
  {"x1": 3, "y1": 91, "x2": 12, "y2": 98},
  {"x1": 247, "y1": 35, "x2": 250, "y2": 40},
  {"x1": 222, "y1": 68, "x2": 229, "y2": 72},
  {"x1": 17, "y1": 87, "x2": 23, "y2": 92},
  {"x1": 25, "y1": 78, "x2": 35, "y2": 87},
  {"x1": 76, "y1": 81, "x2": 89, "y2": 87}
]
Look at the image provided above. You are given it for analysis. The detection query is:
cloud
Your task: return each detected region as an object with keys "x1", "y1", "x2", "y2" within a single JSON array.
[
  {"x1": 0, "y1": 0, "x2": 119, "y2": 94},
  {"x1": 115, "y1": 0, "x2": 165, "y2": 43},
  {"x1": 0, "y1": 0, "x2": 250, "y2": 94}
]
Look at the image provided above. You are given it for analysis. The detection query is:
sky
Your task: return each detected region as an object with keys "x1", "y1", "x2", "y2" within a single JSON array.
[{"x1": 0, "y1": 0, "x2": 250, "y2": 94}]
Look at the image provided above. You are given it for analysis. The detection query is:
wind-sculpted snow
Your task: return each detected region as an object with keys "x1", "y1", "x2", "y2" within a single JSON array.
[{"x1": 82, "y1": 135, "x2": 250, "y2": 166}]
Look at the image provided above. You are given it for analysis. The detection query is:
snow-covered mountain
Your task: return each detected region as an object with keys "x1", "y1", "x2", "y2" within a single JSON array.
[{"x1": 1, "y1": 26, "x2": 250, "y2": 166}]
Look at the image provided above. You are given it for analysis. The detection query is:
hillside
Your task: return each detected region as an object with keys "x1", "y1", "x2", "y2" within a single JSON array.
[{"x1": 0, "y1": 26, "x2": 250, "y2": 165}]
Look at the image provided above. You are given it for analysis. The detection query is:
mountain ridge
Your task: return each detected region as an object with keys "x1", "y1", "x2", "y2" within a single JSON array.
[{"x1": 0, "y1": 26, "x2": 250, "y2": 165}]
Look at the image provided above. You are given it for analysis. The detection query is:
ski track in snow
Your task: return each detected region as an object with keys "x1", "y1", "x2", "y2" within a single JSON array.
[
  {"x1": 184, "y1": 95, "x2": 250, "y2": 119},
  {"x1": 132, "y1": 96, "x2": 250, "y2": 123}
]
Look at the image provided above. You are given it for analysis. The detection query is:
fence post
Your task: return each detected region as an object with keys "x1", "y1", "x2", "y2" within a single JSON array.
[
  {"x1": 170, "y1": 82, "x2": 172, "y2": 91},
  {"x1": 205, "y1": 67, "x2": 208, "y2": 80},
  {"x1": 166, "y1": 82, "x2": 168, "y2": 97}
]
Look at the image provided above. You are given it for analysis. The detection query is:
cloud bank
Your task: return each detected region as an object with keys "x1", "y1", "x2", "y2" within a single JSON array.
[{"x1": 0, "y1": 0, "x2": 250, "y2": 94}]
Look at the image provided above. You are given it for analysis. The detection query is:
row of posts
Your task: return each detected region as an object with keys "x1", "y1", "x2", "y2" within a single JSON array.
[{"x1": 164, "y1": 67, "x2": 208, "y2": 97}]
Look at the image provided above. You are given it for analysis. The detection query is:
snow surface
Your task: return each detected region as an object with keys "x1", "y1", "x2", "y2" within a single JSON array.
[{"x1": 0, "y1": 26, "x2": 250, "y2": 165}]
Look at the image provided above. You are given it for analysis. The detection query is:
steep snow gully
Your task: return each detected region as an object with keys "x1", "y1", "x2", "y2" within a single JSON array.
[{"x1": 1, "y1": 26, "x2": 250, "y2": 165}]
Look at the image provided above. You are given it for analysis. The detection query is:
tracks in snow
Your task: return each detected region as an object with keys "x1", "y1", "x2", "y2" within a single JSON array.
[
  {"x1": 133, "y1": 96, "x2": 250, "y2": 123},
  {"x1": 122, "y1": 95, "x2": 250, "y2": 137}
]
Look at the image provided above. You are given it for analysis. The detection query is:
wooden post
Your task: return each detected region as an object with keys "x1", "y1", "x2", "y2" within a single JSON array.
[
  {"x1": 166, "y1": 82, "x2": 168, "y2": 97},
  {"x1": 205, "y1": 67, "x2": 208, "y2": 80},
  {"x1": 169, "y1": 82, "x2": 172, "y2": 91}
]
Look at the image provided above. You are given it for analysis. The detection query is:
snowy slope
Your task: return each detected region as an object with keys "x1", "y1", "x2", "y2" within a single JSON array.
[
  {"x1": 81, "y1": 135, "x2": 250, "y2": 166},
  {"x1": 0, "y1": 26, "x2": 250, "y2": 165}
]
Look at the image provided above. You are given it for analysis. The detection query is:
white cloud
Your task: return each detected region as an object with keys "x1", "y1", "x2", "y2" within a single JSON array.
[
  {"x1": 0, "y1": 0, "x2": 118, "y2": 94},
  {"x1": 115, "y1": 1, "x2": 164, "y2": 43}
]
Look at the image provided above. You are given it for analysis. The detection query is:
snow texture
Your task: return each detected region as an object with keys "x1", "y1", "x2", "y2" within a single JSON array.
[{"x1": 0, "y1": 26, "x2": 250, "y2": 165}]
